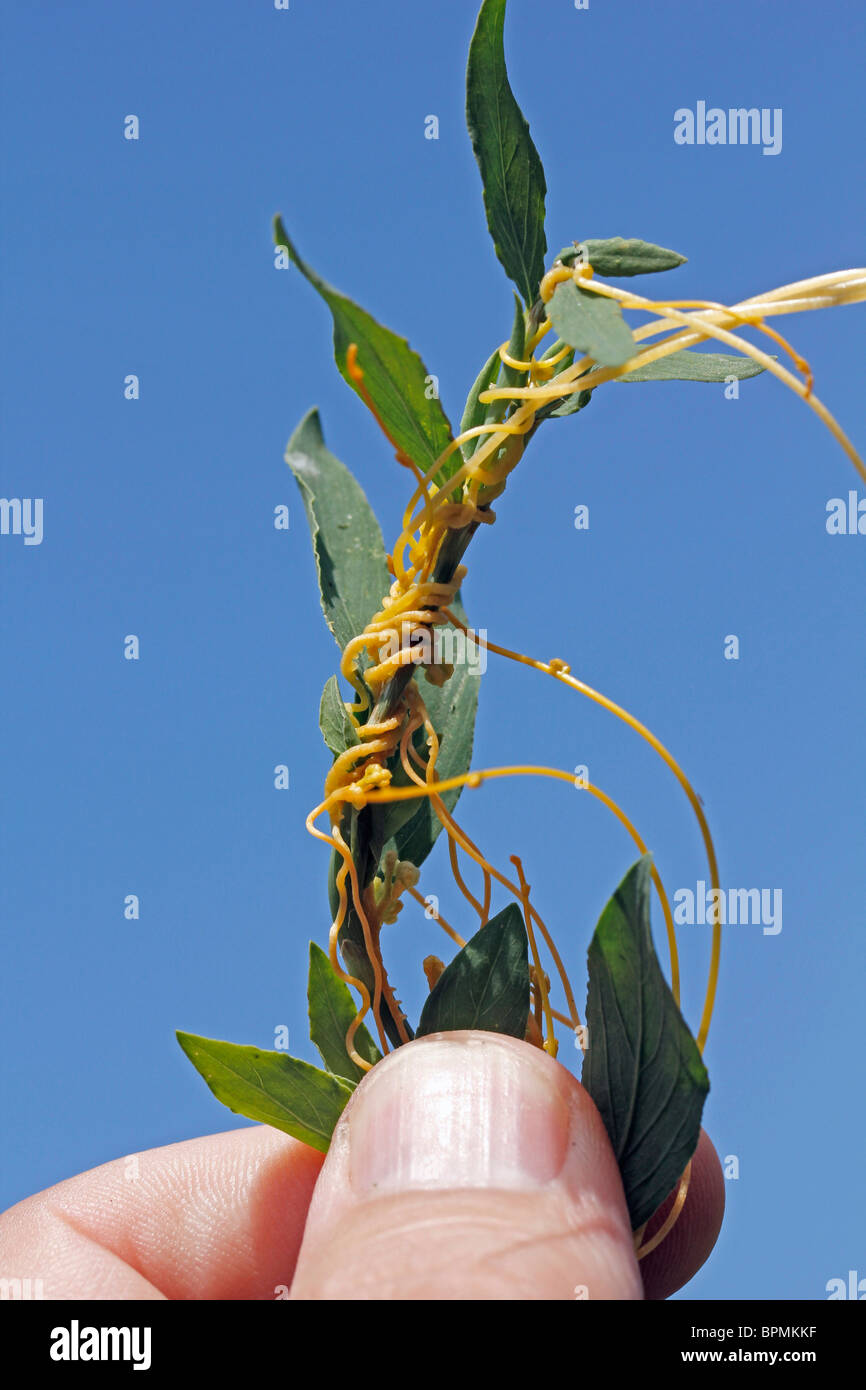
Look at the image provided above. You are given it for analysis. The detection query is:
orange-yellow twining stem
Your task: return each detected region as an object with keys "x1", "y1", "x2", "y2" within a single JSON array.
[
  {"x1": 635, "y1": 1163, "x2": 692, "y2": 1260},
  {"x1": 648, "y1": 302, "x2": 814, "y2": 392},
  {"x1": 324, "y1": 726, "x2": 400, "y2": 805},
  {"x1": 331, "y1": 824, "x2": 394, "y2": 1054},
  {"x1": 330, "y1": 856, "x2": 380, "y2": 1072},
  {"x1": 329, "y1": 762, "x2": 675, "y2": 1036},
  {"x1": 454, "y1": 276, "x2": 863, "y2": 1046},
  {"x1": 319, "y1": 812, "x2": 412, "y2": 1055},
  {"x1": 567, "y1": 275, "x2": 866, "y2": 485},
  {"x1": 405, "y1": 687, "x2": 584, "y2": 1033},
  {"x1": 439, "y1": 771, "x2": 668, "y2": 1006},
  {"x1": 520, "y1": 893, "x2": 583, "y2": 1038},
  {"x1": 399, "y1": 704, "x2": 489, "y2": 928},
  {"x1": 406, "y1": 882, "x2": 466, "y2": 949},
  {"x1": 414, "y1": 698, "x2": 489, "y2": 928},
  {"x1": 392, "y1": 405, "x2": 538, "y2": 581},
  {"x1": 580, "y1": 292, "x2": 816, "y2": 393},
  {"x1": 512, "y1": 855, "x2": 557, "y2": 1057},
  {"x1": 436, "y1": 789, "x2": 586, "y2": 1028},
  {"x1": 439, "y1": 612, "x2": 707, "y2": 1014},
  {"x1": 489, "y1": 278, "x2": 864, "y2": 488},
  {"x1": 448, "y1": 833, "x2": 486, "y2": 924},
  {"x1": 432, "y1": 789, "x2": 582, "y2": 1031},
  {"x1": 304, "y1": 810, "x2": 382, "y2": 1068},
  {"x1": 427, "y1": 787, "x2": 583, "y2": 1038},
  {"x1": 399, "y1": 697, "x2": 490, "y2": 927},
  {"x1": 317, "y1": 263, "x2": 866, "y2": 1055}
]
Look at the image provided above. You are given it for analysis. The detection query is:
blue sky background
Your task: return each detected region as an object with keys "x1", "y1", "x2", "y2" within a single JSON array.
[{"x1": 1, "y1": 0, "x2": 863, "y2": 1299}]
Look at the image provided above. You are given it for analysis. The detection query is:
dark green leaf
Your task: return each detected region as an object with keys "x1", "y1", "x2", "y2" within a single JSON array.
[
  {"x1": 581, "y1": 857, "x2": 710, "y2": 1229},
  {"x1": 460, "y1": 345, "x2": 502, "y2": 461},
  {"x1": 560, "y1": 238, "x2": 686, "y2": 277},
  {"x1": 285, "y1": 407, "x2": 389, "y2": 655},
  {"x1": 484, "y1": 293, "x2": 526, "y2": 428},
  {"x1": 466, "y1": 0, "x2": 547, "y2": 306},
  {"x1": 617, "y1": 350, "x2": 767, "y2": 384},
  {"x1": 274, "y1": 218, "x2": 456, "y2": 484},
  {"x1": 308, "y1": 941, "x2": 382, "y2": 1083},
  {"x1": 319, "y1": 675, "x2": 360, "y2": 756},
  {"x1": 547, "y1": 280, "x2": 636, "y2": 369},
  {"x1": 416, "y1": 904, "x2": 529, "y2": 1038},
  {"x1": 382, "y1": 593, "x2": 480, "y2": 866},
  {"x1": 176, "y1": 1031, "x2": 353, "y2": 1153},
  {"x1": 551, "y1": 386, "x2": 593, "y2": 418},
  {"x1": 533, "y1": 339, "x2": 594, "y2": 419}
]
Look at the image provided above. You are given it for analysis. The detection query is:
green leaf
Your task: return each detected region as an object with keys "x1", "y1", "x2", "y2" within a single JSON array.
[
  {"x1": 319, "y1": 675, "x2": 360, "y2": 756},
  {"x1": 274, "y1": 218, "x2": 457, "y2": 484},
  {"x1": 551, "y1": 386, "x2": 593, "y2": 419},
  {"x1": 560, "y1": 238, "x2": 687, "y2": 277},
  {"x1": 416, "y1": 904, "x2": 529, "y2": 1038},
  {"x1": 466, "y1": 0, "x2": 547, "y2": 306},
  {"x1": 308, "y1": 941, "x2": 382, "y2": 1083},
  {"x1": 460, "y1": 345, "x2": 502, "y2": 460},
  {"x1": 539, "y1": 337, "x2": 572, "y2": 363},
  {"x1": 382, "y1": 593, "x2": 480, "y2": 867},
  {"x1": 285, "y1": 407, "x2": 389, "y2": 655},
  {"x1": 581, "y1": 857, "x2": 710, "y2": 1229},
  {"x1": 617, "y1": 350, "x2": 767, "y2": 384},
  {"x1": 533, "y1": 339, "x2": 587, "y2": 419},
  {"x1": 484, "y1": 293, "x2": 526, "y2": 428},
  {"x1": 547, "y1": 280, "x2": 636, "y2": 369},
  {"x1": 177, "y1": 1031, "x2": 353, "y2": 1153}
]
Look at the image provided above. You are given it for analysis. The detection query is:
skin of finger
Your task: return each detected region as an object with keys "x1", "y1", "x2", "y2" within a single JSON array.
[
  {"x1": 0, "y1": 1126, "x2": 323, "y2": 1300},
  {"x1": 639, "y1": 1129, "x2": 726, "y2": 1300},
  {"x1": 291, "y1": 1031, "x2": 644, "y2": 1301}
]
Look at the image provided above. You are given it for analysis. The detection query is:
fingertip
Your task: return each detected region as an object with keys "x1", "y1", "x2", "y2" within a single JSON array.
[{"x1": 292, "y1": 1031, "x2": 643, "y2": 1300}]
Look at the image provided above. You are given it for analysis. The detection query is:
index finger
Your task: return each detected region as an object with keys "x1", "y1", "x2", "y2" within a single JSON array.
[{"x1": 0, "y1": 1126, "x2": 323, "y2": 1300}]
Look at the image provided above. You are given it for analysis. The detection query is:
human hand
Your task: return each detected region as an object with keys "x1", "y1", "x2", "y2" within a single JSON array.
[{"x1": 0, "y1": 1032, "x2": 723, "y2": 1299}]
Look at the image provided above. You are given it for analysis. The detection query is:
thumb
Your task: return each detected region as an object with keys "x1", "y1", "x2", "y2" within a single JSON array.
[{"x1": 290, "y1": 1030, "x2": 642, "y2": 1300}]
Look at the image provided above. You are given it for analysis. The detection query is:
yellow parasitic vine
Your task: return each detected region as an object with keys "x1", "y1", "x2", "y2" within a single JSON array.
[{"x1": 302, "y1": 255, "x2": 865, "y2": 1256}]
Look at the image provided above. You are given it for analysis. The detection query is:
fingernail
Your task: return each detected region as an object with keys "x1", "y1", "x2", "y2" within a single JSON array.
[{"x1": 349, "y1": 1033, "x2": 570, "y2": 1194}]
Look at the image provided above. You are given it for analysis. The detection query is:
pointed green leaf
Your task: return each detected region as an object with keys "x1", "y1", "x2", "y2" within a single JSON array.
[
  {"x1": 274, "y1": 218, "x2": 456, "y2": 484},
  {"x1": 177, "y1": 1031, "x2": 353, "y2": 1153},
  {"x1": 285, "y1": 407, "x2": 389, "y2": 655},
  {"x1": 458, "y1": 301, "x2": 525, "y2": 462},
  {"x1": 460, "y1": 345, "x2": 502, "y2": 460},
  {"x1": 484, "y1": 293, "x2": 526, "y2": 428},
  {"x1": 547, "y1": 280, "x2": 636, "y2": 369},
  {"x1": 382, "y1": 593, "x2": 481, "y2": 866},
  {"x1": 560, "y1": 238, "x2": 687, "y2": 277},
  {"x1": 581, "y1": 857, "x2": 710, "y2": 1229},
  {"x1": 466, "y1": 0, "x2": 547, "y2": 306},
  {"x1": 308, "y1": 942, "x2": 382, "y2": 1083},
  {"x1": 319, "y1": 675, "x2": 360, "y2": 756},
  {"x1": 617, "y1": 350, "x2": 767, "y2": 384},
  {"x1": 416, "y1": 904, "x2": 529, "y2": 1038}
]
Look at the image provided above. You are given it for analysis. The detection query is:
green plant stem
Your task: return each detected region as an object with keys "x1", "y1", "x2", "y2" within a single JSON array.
[{"x1": 333, "y1": 515, "x2": 486, "y2": 1047}]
